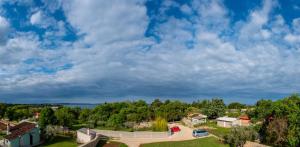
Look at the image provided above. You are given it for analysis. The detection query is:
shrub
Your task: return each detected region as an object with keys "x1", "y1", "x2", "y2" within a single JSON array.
[
  {"x1": 152, "y1": 117, "x2": 168, "y2": 132},
  {"x1": 224, "y1": 126, "x2": 258, "y2": 147}
]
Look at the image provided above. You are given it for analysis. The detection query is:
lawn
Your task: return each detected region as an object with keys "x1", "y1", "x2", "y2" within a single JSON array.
[
  {"x1": 140, "y1": 137, "x2": 228, "y2": 147},
  {"x1": 40, "y1": 136, "x2": 77, "y2": 147},
  {"x1": 197, "y1": 121, "x2": 230, "y2": 138}
]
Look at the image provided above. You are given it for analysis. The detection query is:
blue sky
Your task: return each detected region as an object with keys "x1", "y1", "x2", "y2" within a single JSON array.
[{"x1": 0, "y1": 0, "x2": 300, "y2": 104}]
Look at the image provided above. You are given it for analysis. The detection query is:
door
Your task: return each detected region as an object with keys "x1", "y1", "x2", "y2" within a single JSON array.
[{"x1": 30, "y1": 134, "x2": 33, "y2": 145}]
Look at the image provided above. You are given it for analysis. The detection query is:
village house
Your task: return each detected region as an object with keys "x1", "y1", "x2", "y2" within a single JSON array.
[
  {"x1": 182, "y1": 113, "x2": 207, "y2": 127},
  {"x1": 216, "y1": 116, "x2": 240, "y2": 128},
  {"x1": 77, "y1": 128, "x2": 96, "y2": 144},
  {"x1": 190, "y1": 114, "x2": 207, "y2": 125},
  {"x1": 1, "y1": 122, "x2": 40, "y2": 147},
  {"x1": 239, "y1": 115, "x2": 251, "y2": 126}
]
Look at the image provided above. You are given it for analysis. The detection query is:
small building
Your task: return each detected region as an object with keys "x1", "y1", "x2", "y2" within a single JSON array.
[
  {"x1": 2, "y1": 122, "x2": 40, "y2": 147},
  {"x1": 77, "y1": 128, "x2": 96, "y2": 144},
  {"x1": 191, "y1": 114, "x2": 207, "y2": 125},
  {"x1": 239, "y1": 115, "x2": 251, "y2": 126},
  {"x1": 34, "y1": 112, "x2": 40, "y2": 119},
  {"x1": 216, "y1": 117, "x2": 240, "y2": 128}
]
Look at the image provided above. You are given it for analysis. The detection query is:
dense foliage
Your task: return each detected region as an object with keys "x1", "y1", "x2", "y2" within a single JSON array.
[
  {"x1": 249, "y1": 94, "x2": 300, "y2": 147},
  {"x1": 224, "y1": 127, "x2": 258, "y2": 147}
]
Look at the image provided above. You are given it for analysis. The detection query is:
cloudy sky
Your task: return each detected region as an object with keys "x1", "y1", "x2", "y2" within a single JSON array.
[{"x1": 0, "y1": 0, "x2": 300, "y2": 104}]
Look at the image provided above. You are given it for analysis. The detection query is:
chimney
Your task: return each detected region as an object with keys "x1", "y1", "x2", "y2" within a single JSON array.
[
  {"x1": 6, "y1": 123, "x2": 10, "y2": 135},
  {"x1": 87, "y1": 128, "x2": 90, "y2": 135}
]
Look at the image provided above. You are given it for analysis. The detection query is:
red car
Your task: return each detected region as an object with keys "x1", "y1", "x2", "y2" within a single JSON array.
[{"x1": 170, "y1": 126, "x2": 181, "y2": 132}]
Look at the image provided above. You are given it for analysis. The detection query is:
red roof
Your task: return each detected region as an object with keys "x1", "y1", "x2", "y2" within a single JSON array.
[
  {"x1": 0, "y1": 122, "x2": 6, "y2": 130},
  {"x1": 4, "y1": 122, "x2": 37, "y2": 140},
  {"x1": 239, "y1": 115, "x2": 250, "y2": 120}
]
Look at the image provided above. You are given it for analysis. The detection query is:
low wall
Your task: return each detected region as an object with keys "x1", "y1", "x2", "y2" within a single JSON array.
[
  {"x1": 78, "y1": 134, "x2": 105, "y2": 147},
  {"x1": 94, "y1": 130, "x2": 169, "y2": 139}
]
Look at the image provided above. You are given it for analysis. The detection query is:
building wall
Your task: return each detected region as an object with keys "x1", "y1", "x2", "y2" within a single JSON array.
[
  {"x1": 7, "y1": 138, "x2": 19, "y2": 147},
  {"x1": 217, "y1": 120, "x2": 233, "y2": 128},
  {"x1": 77, "y1": 131, "x2": 92, "y2": 144},
  {"x1": 6, "y1": 127, "x2": 40, "y2": 147}
]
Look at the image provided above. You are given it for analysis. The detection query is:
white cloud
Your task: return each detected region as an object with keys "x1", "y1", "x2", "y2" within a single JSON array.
[
  {"x1": 30, "y1": 11, "x2": 42, "y2": 25},
  {"x1": 30, "y1": 10, "x2": 57, "y2": 29},
  {"x1": 284, "y1": 34, "x2": 300, "y2": 43}
]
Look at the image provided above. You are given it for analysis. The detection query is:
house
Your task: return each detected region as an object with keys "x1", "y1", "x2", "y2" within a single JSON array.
[
  {"x1": 239, "y1": 115, "x2": 251, "y2": 126},
  {"x1": 216, "y1": 117, "x2": 240, "y2": 128},
  {"x1": 2, "y1": 122, "x2": 40, "y2": 147},
  {"x1": 182, "y1": 113, "x2": 207, "y2": 127},
  {"x1": 77, "y1": 128, "x2": 96, "y2": 144},
  {"x1": 34, "y1": 112, "x2": 40, "y2": 119},
  {"x1": 191, "y1": 114, "x2": 207, "y2": 125}
]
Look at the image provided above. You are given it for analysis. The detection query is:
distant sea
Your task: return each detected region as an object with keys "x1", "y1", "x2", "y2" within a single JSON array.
[{"x1": 62, "y1": 103, "x2": 99, "y2": 109}]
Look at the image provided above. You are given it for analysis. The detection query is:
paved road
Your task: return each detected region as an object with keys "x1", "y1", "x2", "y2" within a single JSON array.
[{"x1": 94, "y1": 123, "x2": 209, "y2": 147}]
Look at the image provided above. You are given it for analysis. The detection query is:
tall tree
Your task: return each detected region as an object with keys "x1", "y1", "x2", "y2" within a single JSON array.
[
  {"x1": 202, "y1": 98, "x2": 226, "y2": 119},
  {"x1": 39, "y1": 107, "x2": 56, "y2": 129}
]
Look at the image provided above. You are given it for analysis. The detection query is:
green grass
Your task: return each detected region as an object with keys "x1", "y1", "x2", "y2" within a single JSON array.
[
  {"x1": 40, "y1": 136, "x2": 77, "y2": 147},
  {"x1": 199, "y1": 121, "x2": 230, "y2": 138},
  {"x1": 140, "y1": 137, "x2": 228, "y2": 147}
]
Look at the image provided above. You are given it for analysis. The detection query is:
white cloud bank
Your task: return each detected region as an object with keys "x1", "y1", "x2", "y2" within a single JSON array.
[{"x1": 0, "y1": 0, "x2": 300, "y2": 103}]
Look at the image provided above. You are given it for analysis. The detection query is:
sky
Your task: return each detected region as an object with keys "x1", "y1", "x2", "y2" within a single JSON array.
[{"x1": 0, "y1": 0, "x2": 300, "y2": 104}]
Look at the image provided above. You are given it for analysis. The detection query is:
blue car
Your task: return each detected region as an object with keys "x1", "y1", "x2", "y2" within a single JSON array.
[{"x1": 192, "y1": 129, "x2": 209, "y2": 137}]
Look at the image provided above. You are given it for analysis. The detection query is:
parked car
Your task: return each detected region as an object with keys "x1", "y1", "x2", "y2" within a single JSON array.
[
  {"x1": 170, "y1": 126, "x2": 181, "y2": 132},
  {"x1": 192, "y1": 129, "x2": 209, "y2": 137}
]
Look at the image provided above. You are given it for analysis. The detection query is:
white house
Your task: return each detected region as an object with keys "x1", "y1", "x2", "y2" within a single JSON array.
[
  {"x1": 191, "y1": 114, "x2": 207, "y2": 125},
  {"x1": 216, "y1": 117, "x2": 240, "y2": 128},
  {"x1": 77, "y1": 128, "x2": 96, "y2": 144}
]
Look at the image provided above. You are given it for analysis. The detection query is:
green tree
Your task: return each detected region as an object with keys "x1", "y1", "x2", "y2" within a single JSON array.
[
  {"x1": 227, "y1": 102, "x2": 246, "y2": 109},
  {"x1": 79, "y1": 109, "x2": 91, "y2": 123},
  {"x1": 106, "y1": 114, "x2": 125, "y2": 129},
  {"x1": 39, "y1": 107, "x2": 56, "y2": 129},
  {"x1": 202, "y1": 99, "x2": 226, "y2": 119},
  {"x1": 55, "y1": 107, "x2": 75, "y2": 128}
]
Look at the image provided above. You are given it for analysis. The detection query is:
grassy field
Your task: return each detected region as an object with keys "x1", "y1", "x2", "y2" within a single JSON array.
[
  {"x1": 40, "y1": 136, "x2": 77, "y2": 147},
  {"x1": 140, "y1": 137, "x2": 228, "y2": 147}
]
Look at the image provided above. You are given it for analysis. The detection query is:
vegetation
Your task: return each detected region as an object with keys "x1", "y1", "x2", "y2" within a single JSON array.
[
  {"x1": 140, "y1": 137, "x2": 228, "y2": 147},
  {"x1": 40, "y1": 135, "x2": 77, "y2": 147},
  {"x1": 39, "y1": 107, "x2": 56, "y2": 129},
  {"x1": 152, "y1": 117, "x2": 168, "y2": 131},
  {"x1": 201, "y1": 99, "x2": 226, "y2": 119},
  {"x1": 1, "y1": 94, "x2": 300, "y2": 147},
  {"x1": 224, "y1": 127, "x2": 258, "y2": 147},
  {"x1": 248, "y1": 94, "x2": 300, "y2": 146},
  {"x1": 227, "y1": 102, "x2": 246, "y2": 109}
]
